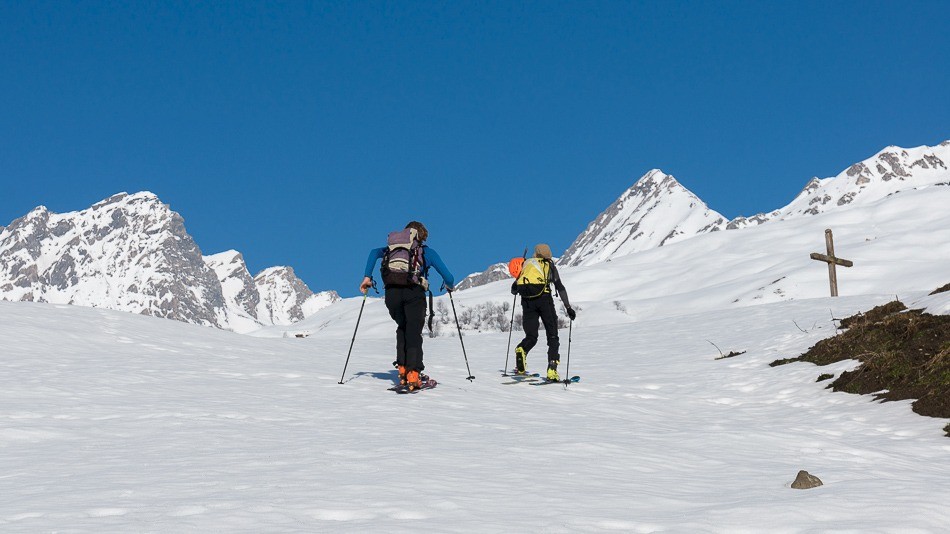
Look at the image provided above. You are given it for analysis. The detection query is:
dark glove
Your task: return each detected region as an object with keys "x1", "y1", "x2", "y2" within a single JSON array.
[
  {"x1": 510, "y1": 281, "x2": 518, "y2": 296},
  {"x1": 566, "y1": 307, "x2": 576, "y2": 320}
]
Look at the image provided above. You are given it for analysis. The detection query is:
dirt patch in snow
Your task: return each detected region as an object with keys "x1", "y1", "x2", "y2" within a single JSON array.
[
  {"x1": 772, "y1": 294, "x2": 950, "y2": 437},
  {"x1": 930, "y1": 282, "x2": 950, "y2": 295}
]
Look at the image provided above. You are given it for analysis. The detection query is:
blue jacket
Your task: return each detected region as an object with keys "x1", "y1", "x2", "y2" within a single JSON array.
[{"x1": 363, "y1": 245, "x2": 455, "y2": 289}]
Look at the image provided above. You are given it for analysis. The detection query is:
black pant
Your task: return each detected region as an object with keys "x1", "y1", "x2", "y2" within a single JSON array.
[
  {"x1": 517, "y1": 293, "x2": 560, "y2": 361},
  {"x1": 384, "y1": 286, "x2": 427, "y2": 371}
]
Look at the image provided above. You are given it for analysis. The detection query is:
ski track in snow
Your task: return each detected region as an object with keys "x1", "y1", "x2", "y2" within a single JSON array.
[{"x1": 2, "y1": 297, "x2": 949, "y2": 533}]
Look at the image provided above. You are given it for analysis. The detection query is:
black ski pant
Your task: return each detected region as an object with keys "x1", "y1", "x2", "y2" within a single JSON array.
[
  {"x1": 517, "y1": 293, "x2": 560, "y2": 361},
  {"x1": 384, "y1": 285, "x2": 427, "y2": 372}
]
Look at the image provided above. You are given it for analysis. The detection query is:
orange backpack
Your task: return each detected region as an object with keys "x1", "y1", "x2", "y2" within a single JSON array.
[{"x1": 508, "y1": 257, "x2": 525, "y2": 278}]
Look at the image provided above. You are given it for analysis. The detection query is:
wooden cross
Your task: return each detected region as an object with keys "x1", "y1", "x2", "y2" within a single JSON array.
[{"x1": 810, "y1": 229, "x2": 853, "y2": 297}]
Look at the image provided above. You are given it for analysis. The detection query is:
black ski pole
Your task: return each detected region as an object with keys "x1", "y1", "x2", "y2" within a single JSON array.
[
  {"x1": 338, "y1": 291, "x2": 369, "y2": 384},
  {"x1": 503, "y1": 294, "x2": 518, "y2": 376},
  {"x1": 563, "y1": 318, "x2": 573, "y2": 385},
  {"x1": 503, "y1": 248, "x2": 527, "y2": 376},
  {"x1": 448, "y1": 290, "x2": 475, "y2": 381}
]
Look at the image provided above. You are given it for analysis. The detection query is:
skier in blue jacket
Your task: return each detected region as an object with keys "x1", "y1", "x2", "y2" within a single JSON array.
[{"x1": 360, "y1": 221, "x2": 454, "y2": 389}]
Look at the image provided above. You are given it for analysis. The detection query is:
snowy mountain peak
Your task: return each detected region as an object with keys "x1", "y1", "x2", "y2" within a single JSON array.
[
  {"x1": 0, "y1": 192, "x2": 336, "y2": 333},
  {"x1": 254, "y1": 266, "x2": 341, "y2": 326},
  {"x1": 558, "y1": 169, "x2": 727, "y2": 267},
  {"x1": 90, "y1": 191, "x2": 162, "y2": 211},
  {"x1": 456, "y1": 262, "x2": 510, "y2": 291},
  {"x1": 0, "y1": 192, "x2": 226, "y2": 327},
  {"x1": 25, "y1": 205, "x2": 50, "y2": 217},
  {"x1": 626, "y1": 169, "x2": 692, "y2": 197},
  {"x1": 205, "y1": 249, "x2": 245, "y2": 268}
]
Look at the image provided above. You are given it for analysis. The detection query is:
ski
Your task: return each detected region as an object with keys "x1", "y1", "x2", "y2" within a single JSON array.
[
  {"x1": 501, "y1": 372, "x2": 541, "y2": 385},
  {"x1": 391, "y1": 379, "x2": 438, "y2": 394},
  {"x1": 530, "y1": 375, "x2": 581, "y2": 386}
]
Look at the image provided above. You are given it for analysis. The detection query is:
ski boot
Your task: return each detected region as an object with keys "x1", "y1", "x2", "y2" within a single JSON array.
[
  {"x1": 546, "y1": 359, "x2": 560, "y2": 382},
  {"x1": 515, "y1": 346, "x2": 528, "y2": 375},
  {"x1": 406, "y1": 370, "x2": 422, "y2": 391},
  {"x1": 395, "y1": 362, "x2": 407, "y2": 385}
]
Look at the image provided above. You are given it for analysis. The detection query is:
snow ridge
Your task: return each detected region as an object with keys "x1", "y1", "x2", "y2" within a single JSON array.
[{"x1": 773, "y1": 142, "x2": 950, "y2": 218}]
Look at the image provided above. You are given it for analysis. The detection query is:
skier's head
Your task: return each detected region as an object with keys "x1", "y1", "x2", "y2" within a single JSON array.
[
  {"x1": 406, "y1": 221, "x2": 428, "y2": 242},
  {"x1": 534, "y1": 243, "x2": 552, "y2": 260}
]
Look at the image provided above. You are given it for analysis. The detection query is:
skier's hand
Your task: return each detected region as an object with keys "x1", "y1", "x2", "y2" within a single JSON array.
[
  {"x1": 444, "y1": 284, "x2": 454, "y2": 293},
  {"x1": 359, "y1": 277, "x2": 373, "y2": 294},
  {"x1": 566, "y1": 307, "x2": 576, "y2": 321}
]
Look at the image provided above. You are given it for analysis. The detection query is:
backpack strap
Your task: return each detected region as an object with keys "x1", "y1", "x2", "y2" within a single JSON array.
[{"x1": 545, "y1": 259, "x2": 558, "y2": 297}]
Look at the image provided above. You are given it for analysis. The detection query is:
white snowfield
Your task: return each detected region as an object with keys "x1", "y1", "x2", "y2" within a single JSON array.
[{"x1": 2, "y1": 293, "x2": 949, "y2": 533}]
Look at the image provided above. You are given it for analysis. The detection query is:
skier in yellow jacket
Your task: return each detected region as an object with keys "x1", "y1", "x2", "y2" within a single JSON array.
[{"x1": 511, "y1": 244, "x2": 576, "y2": 380}]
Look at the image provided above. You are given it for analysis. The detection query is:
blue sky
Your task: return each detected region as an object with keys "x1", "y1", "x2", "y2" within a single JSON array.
[{"x1": 2, "y1": 1, "x2": 948, "y2": 296}]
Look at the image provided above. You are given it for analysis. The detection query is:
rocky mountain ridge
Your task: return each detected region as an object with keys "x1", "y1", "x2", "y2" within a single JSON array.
[{"x1": 0, "y1": 192, "x2": 338, "y2": 333}]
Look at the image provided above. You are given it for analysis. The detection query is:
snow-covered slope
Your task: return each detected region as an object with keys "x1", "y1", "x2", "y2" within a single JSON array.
[
  {"x1": 0, "y1": 192, "x2": 336, "y2": 333},
  {"x1": 270, "y1": 182, "x2": 950, "y2": 339},
  {"x1": 558, "y1": 169, "x2": 728, "y2": 267},
  {"x1": 2, "y1": 290, "x2": 948, "y2": 531}
]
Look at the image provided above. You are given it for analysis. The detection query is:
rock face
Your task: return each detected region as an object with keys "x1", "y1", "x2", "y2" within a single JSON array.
[
  {"x1": 0, "y1": 192, "x2": 337, "y2": 332},
  {"x1": 254, "y1": 266, "x2": 340, "y2": 325},
  {"x1": 791, "y1": 470, "x2": 823, "y2": 489}
]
